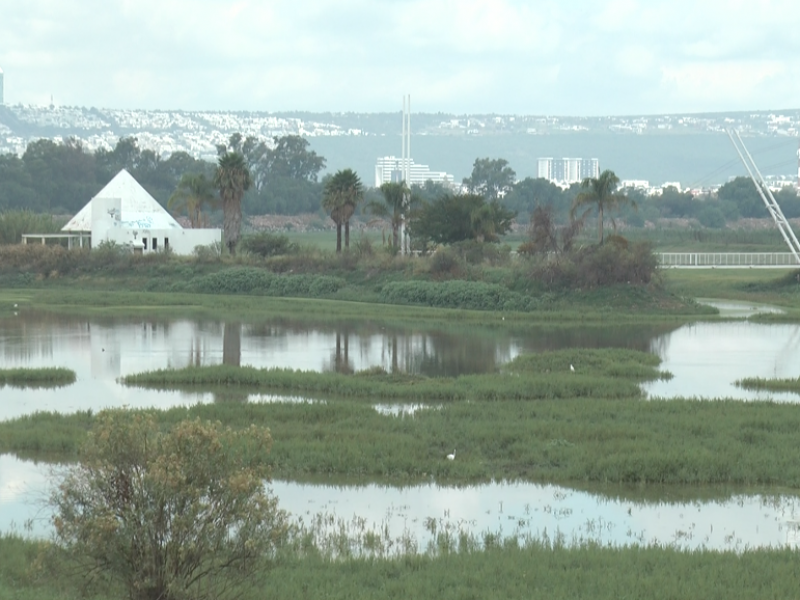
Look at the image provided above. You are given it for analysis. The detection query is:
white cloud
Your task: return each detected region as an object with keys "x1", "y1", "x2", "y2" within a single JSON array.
[{"x1": 1, "y1": 0, "x2": 800, "y2": 114}]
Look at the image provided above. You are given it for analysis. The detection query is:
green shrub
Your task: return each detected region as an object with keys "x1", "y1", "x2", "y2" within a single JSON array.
[
  {"x1": 189, "y1": 267, "x2": 346, "y2": 298},
  {"x1": 380, "y1": 280, "x2": 536, "y2": 311},
  {"x1": 521, "y1": 238, "x2": 658, "y2": 290},
  {"x1": 240, "y1": 232, "x2": 297, "y2": 258},
  {"x1": 696, "y1": 204, "x2": 727, "y2": 229},
  {"x1": 429, "y1": 247, "x2": 462, "y2": 277}
]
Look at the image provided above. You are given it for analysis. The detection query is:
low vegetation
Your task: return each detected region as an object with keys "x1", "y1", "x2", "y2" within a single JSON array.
[
  {"x1": 736, "y1": 376, "x2": 800, "y2": 394},
  {"x1": 0, "y1": 367, "x2": 76, "y2": 388},
  {"x1": 4, "y1": 526, "x2": 800, "y2": 600}
]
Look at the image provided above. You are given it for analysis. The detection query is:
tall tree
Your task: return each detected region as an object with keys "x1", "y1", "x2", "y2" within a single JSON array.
[
  {"x1": 263, "y1": 135, "x2": 326, "y2": 183},
  {"x1": 322, "y1": 169, "x2": 363, "y2": 252},
  {"x1": 463, "y1": 158, "x2": 517, "y2": 201},
  {"x1": 368, "y1": 181, "x2": 410, "y2": 250},
  {"x1": 408, "y1": 193, "x2": 515, "y2": 246},
  {"x1": 214, "y1": 152, "x2": 252, "y2": 255},
  {"x1": 168, "y1": 173, "x2": 218, "y2": 228},
  {"x1": 570, "y1": 170, "x2": 633, "y2": 244}
]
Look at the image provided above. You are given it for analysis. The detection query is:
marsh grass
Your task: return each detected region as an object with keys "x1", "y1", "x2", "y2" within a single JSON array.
[
  {"x1": 3, "y1": 531, "x2": 800, "y2": 600},
  {"x1": 0, "y1": 367, "x2": 76, "y2": 388},
  {"x1": 120, "y1": 364, "x2": 647, "y2": 401},
  {"x1": 120, "y1": 349, "x2": 670, "y2": 403},
  {"x1": 736, "y1": 376, "x2": 800, "y2": 394},
  {"x1": 8, "y1": 395, "x2": 800, "y2": 486}
]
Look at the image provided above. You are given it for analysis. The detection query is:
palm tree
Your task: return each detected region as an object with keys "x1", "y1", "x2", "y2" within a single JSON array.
[
  {"x1": 322, "y1": 169, "x2": 363, "y2": 252},
  {"x1": 570, "y1": 170, "x2": 634, "y2": 244},
  {"x1": 167, "y1": 173, "x2": 218, "y2": 228},
  {"x1": 367, "y1": 181, "x2": 409, "y2": 250},
  {"x1": 213, "y1": 152, "x2": 252, "y2": 255}
]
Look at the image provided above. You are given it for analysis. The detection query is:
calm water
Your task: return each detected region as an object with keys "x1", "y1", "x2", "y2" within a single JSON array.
[
  {"x1": 1, "y1": 308, "x2": 799, "y2": 420},
  {"x1": 3, "y1": 454, "x2": 799, "y2": 551},
  {"x1": 4, "y1": 306, "x2": 800, "y2": 548},
  {"x1": 0, "y1": 311, "x2": 678, "y2": 420}
]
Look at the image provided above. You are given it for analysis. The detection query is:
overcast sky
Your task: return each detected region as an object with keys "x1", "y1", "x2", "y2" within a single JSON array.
[{"x1": 2, "y1": 0, "x2": 799, "y2": 116}]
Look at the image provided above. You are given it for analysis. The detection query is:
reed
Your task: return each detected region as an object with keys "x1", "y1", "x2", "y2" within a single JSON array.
[
  {"x1": 8, "y1": 395, "x2": 800, "y2": 487},
  {"x1": 0, "y1": 367, "x2": 76, "y2": 388},
  {"x1": 736, "y1": 376, "x2": 800, "y2": 393},
  {"x1": 3, "y1": 532, "x2": 800, "y2": 600}
]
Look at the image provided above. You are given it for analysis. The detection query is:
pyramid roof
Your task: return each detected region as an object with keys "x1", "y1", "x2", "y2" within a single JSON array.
[{"x1": 62, "y1": 169, "x2": 182, "y2": 232}]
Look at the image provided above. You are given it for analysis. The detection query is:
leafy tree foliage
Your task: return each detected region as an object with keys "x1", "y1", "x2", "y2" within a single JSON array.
[
  {"x1": 463, "y1": 157, "x2": 516, "y2": 201},
  {"x1": 167, "y1": 173, "x2": 219, "y2": 228},
  {"x1": 214, "y1": 152, "x2": 252, "y2": 255},
  {"x1": 21, "y1": 138, "x2": 98, "y2": 213},
  {"x1": 570, "y1": 170, "x2": 635, "y2": 244},
  {"x1": 410, "y1": 180, "x2": 452, "y2": 204},
  {"x1": 503, "y1": 177, "x2": 569, "y2": 219},
  {"x1": 656, "y1": 186, "x2": 695, "y2": 218},
  {"x1": 261, "y1": 135, "x2": 326, "y2": 183},
  {"x1": 50, "y1": 411, "x2": 288, "y2": 600},
  {"x1": 408, "y1": 193, "x2": 515, "y2": 247},
  {"x1": 367, "y1": 181, "x2": 411, "y2": 250},
  {"x1": 716, "y1": 176, "x2": 763, "y2": 218},
  {"x1": 220, "y1": 133, "x2": 326, "y2": 216}
]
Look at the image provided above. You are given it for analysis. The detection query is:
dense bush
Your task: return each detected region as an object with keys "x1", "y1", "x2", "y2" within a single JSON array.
[
  {"x1": 189, "y1": 267, "x2": 346, "y2": 297},
  {"x1": 521, "y1": 237, "x2": 659, "y2": 289},
  {"x1": 379, "y1": 280, "x2": 537, "y2": 311},
  {"x1": 240, "y1": 232, "x2": 297, "y2": 257}
]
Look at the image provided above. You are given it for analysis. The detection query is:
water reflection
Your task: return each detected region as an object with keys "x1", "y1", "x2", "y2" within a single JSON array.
[
  {"x1": 644, "y1": 320, "x2": 800, "y2": 401},
  {"x1": 3, "y1": 454, "x2": 799, "y2": 551},
  {"x1": 0, "y1": 312, "x2": 683, "y2": 419},
  {"x1": 4, "y1": 309, "x2": 800, "y2": 418}
]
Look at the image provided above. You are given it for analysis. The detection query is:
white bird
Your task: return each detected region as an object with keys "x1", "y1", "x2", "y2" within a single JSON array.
[
  {"x1": 446, "y1": 449, "x2": 456, "y2": 461},
  {"x1": 570, "y1": 364, "x2": 575, "y2": 372},
  {"x1": 13, "y1": 304, "x2": 17, "y2": 308}
]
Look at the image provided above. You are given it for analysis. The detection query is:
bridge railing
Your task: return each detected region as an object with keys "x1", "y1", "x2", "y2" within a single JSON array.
[{"x1": 658, "y1": 252, "x2": 800, "y2": 268}]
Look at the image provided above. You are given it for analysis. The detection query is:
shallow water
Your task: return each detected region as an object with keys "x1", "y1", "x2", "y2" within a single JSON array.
[
  {"x1": 0, "y1": 312, "x2": 675, "y2": 419},
  {"x1": 3, "y1": 454, "x2": 799, "y2": 551},
  {"x1": 2, "y1": 307, "x2": 800, "y2": 419}
]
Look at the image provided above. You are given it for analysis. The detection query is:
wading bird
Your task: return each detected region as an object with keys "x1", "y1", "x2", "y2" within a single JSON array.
[
  {"x1": 570, "y1": 364, "x2": 575, "y2": 372},
  {"x1": 447, "y1": 449, "x2": 456, "y2": 461}
]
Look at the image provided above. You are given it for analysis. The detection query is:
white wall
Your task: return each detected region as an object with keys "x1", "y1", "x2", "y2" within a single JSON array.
[{"x1": 103, "y1": 227, "x2": 220, "y2": 256}]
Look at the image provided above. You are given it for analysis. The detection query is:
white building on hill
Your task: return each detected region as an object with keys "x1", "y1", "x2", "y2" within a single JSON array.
[
  {"x1": 537, "y1": 157, "x2": 599, "y2": 185},
  {"x1": 374, "y1": 156, "x2": 454, "y2": 188},
  {"x1": 24, "y1": 169, "x2": 220, "y2": 255}
]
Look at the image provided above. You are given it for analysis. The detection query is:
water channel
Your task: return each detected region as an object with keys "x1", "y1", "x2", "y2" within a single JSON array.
[{"x1": 2, "y1": 303, "x2": 800, "y2": 549}]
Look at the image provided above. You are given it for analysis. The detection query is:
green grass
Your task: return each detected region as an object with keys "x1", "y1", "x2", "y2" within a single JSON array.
[
  {"x1": 662, "y1": 268, "x2": 800, "y2": 309},
  {"x1": 0, "y1": 286, "x2": 710, "y2": 324},
  {"x1": 736, "y1": 376, "x2": 800, "y2": 394},
  {"x1": 120, "y1": 348, "x2": 668, "y2": 402},
  {"x1": 0, "y1": 368, "x2": 76, "y2": 388},
  {"x1": 8, "y1": 391, "x2": 800, "y2": 487},
  {"x1": 3, "y1": 533, "x2": 800, "y2": 600}
]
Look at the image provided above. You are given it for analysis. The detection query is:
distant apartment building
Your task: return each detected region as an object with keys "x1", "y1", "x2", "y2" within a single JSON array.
[
  {"x1": 374, "y1": 156, "x2": 454, "y2": 188},
  {"x1": 537, "y1": 157, "x2": 599, "y2": 185}
]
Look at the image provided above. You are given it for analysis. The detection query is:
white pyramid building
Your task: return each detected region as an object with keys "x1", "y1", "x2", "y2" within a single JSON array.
[
  {"x1": 60, "y1": 169, "x2": 220, "y2": 255},
  {"x1": 62, "y1": 169, "x2": 181, "y2": 232}
]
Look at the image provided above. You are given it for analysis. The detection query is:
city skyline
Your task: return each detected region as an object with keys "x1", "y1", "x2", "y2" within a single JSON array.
[{"x1": 2, "y1": 1, "x2": 800, "y2": 116}]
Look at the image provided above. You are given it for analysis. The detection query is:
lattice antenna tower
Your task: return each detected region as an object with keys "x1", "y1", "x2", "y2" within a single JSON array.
[{"x1": 727, "y1": 128, "x2": 800, "y2": 264}]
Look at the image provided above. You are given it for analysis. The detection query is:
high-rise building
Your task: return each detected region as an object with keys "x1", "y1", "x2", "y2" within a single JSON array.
[
  {"x1": 0, "y1": 67, "x2": 4, "y2": 105},
  {"x1": 537, "y1": 157, "x2": 599, "y2": 185},
  {"x1": 374, "y1": 156, "x2": 454, "y2": 188}
]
